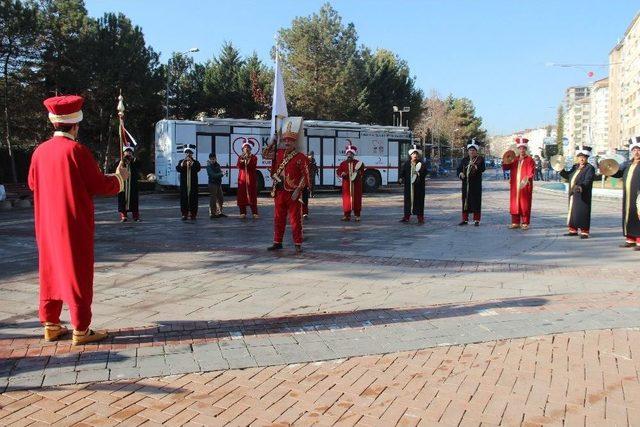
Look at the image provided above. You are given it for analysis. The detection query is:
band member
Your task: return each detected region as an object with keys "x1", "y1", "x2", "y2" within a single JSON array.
[
  {"x1": 176, "y1": 144, "x2": 201, "y2": 220},
  {"x1": 112, "y1": 146, "x2": 140, "y2": 222},
  {"x1": 237, "y1": 140, "x2": 259, "y2": 219},
  {"x1": 336, "y1": 144, "x2": 364, "y2": 221},
  {"x1": 28, "y1": 95, "x2": 129, "y2": 345},
  {"x1": 399, "y1": 146, "x2": 427, "y2": 224},
  {"x1": 457, "y1": 139, "x2": 486, "y2": 226},
  {"x1": 263, "y1": 117, "x2": 310, "y2": 253},
  {"x1": 560, "y1": 147, "x2": 596, "y2": 238},
  {"x1": 503, "y1": 137, "x2": 535, "y2": 229},
  {"x1": 206, "y1": 153, "x2": 226, "y2": 218},
  {"x1": 612, "y1": 137, "x2": 640, "y2": 249}
]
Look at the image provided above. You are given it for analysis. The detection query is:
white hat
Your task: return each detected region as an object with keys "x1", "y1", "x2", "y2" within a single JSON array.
[
  {"x1": 345, "y1": 144, "x2": 357, "y2": 155},
  {"x1": 183, "y1": 144, "x2": 196, "y2": 154},
  {"x1": 123, "y1": 145, "x2": 134, "y2": 153},
  {"x1": 576, "y1": 146, "x2": 592, "y2": 157},
  {"x1": 629, "y1": 136, "x2": 640, "y2": 151},
  {"x1": 408, "y1": 145, "x2": 421, "y2": 156},
  {"x1": 241, "y1": 138, "x2": 256, "y2": 150},
  {"x1": 515, "y1": 136, "x2": 529, "y2": 148},
  {"x1": 467, "y1": 138, "x2": 479, "y2": 151}
]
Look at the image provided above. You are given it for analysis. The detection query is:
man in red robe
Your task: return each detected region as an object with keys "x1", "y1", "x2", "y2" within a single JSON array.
[
  {"x1": 237, "y1": 139, "x2": 259, "y2": 219},
  {"x1": 336, "y1": 144, "x2": 364, "y2": 221},
  {"x1": 502, "y1": 137, "x2": 536, "y2": 229},
  {"x1": 28, "y1": 95, "x2": 129, "y2": 345},
  {"x1": 263, "y1": 117, "x2": 310, "y2": 253}
]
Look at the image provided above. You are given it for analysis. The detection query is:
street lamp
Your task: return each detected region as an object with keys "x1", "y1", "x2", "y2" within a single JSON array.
[
  {"x1": 392, "y1": 106, "x2": 410, "y2": 127},
  {"x1": 165, "y1": 47, "x2": 199, "y2": 119}
]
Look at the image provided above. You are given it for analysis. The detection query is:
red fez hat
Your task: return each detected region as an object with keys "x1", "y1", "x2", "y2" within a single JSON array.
[
  {"x1": 515, "y1": 136, "x2": 529, "y2": 147},
  {"x1": 43, "y1": 95, "x2": 84, "y2": 124}
]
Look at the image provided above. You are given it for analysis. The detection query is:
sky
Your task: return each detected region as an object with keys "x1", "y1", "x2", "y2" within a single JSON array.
[{"x1": 84, "y1": 0, "x2": 638, "y2": 136}]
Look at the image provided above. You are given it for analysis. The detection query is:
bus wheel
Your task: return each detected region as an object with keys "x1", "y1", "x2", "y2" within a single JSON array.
[
  {"x1": 363, "y1": 170, "x2": 381, "y2": 192},
  {"x1": 256, "y1": 172, "x2": 265, "y2": 193}
]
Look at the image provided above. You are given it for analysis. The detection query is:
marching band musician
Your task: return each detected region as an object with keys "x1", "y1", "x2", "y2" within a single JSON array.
[
  {"x1": 560, "y1": 146, "x2": 595, "y2": 239},
  {"x1": 237, "y1": 140, "x2": 259, "y2": 219},
  {"x1": 457, "y1": 139, "x2": 486, "y2": 226},
  {"x1": 28, "y1": 95, "x2": 129, "y2": 345},
  {"x1": 336, "y1": 144, "x2": 365, "y2": 221},
  {"x1": 176, "y1": 144, "x2": 201, "y2": 220},
  {"x1": 399, "y1": 145, "x2": 427, "y2": 224},
  {"x1": 112, "y1": 145, "x2": 141, "y2": 222},
  {"x1": 612, "y1": 137, "x2": 640, "y2": 250},
  {"x1": 502, "y1": 137, "x2": 535, "y2": 229},
  {"x1": 263, "y1": 117, "x2": 310, "y2": 253}
]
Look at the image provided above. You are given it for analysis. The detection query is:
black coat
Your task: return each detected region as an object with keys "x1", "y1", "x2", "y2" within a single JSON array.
[
  {"x1": 176, "y1": 158, "x2": 201, "y2": 213},
  {"x1": 560, "y1": 163, "x2": 595, "y2": 230},
  {"x1": 111, "y1": 159, "x2": 140, "y2": 213},
  {"x1": 400, "y1": 159, "x2": 427, "y2": 216},
  {"x1": 457, "y1": 156, "x2": 485, "y2": 213},
  {"x1": 613, "y1": 161, "x2": 640, "y2": 237}
]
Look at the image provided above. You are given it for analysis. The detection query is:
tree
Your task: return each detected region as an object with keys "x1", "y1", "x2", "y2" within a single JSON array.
[
  {"x1": 358, "y1": 49, "x2": 423, "y2": 126},
  {"x1": 277, "y1": 3, "x2": 363, "y2": 120},
  {"x1": 0, "y1": 0, "x2": 39, "y2": 182},
  {"x1": 555, "y1": 104, "x2": 564, "y2": 155}
]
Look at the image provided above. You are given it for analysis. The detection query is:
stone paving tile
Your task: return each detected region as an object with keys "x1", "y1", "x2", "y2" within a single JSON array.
[{"x1": 0, "y1": 328, "x2": 638, "y2": 426}]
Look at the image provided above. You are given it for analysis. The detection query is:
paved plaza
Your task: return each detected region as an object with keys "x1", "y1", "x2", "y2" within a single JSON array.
[{"x1": 1, "y1": 176, "x2": 639, "y2": 426}]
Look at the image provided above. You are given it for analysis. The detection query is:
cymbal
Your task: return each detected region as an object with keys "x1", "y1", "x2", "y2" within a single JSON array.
[
  {"x1": 598, "y1": 158, "x2": 620, "y2": 177},
  {"x1": 550, "y1": 155, "x2": 565, "y2": 172},
  {"x1": 502, "y1": 150, "x2": 516, "y2": 165}
]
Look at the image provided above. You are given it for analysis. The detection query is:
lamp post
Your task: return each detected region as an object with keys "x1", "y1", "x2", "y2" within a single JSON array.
[
  {"x1": 392, "y1": 106, "x2": 410, "y2": 127},
  {"x1": 165, "y1": 47, "x2": 199, "y2": 119}
]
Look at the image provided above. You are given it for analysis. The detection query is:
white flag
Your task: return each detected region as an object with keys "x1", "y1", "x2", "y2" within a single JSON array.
[{"x1": 270, "y1": 51, "x2": 288, "y2": 140}]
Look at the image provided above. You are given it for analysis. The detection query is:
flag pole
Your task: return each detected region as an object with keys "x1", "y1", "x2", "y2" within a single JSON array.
[{"x1": 117, "y1": 91, "x2": 125, "y2": 162}]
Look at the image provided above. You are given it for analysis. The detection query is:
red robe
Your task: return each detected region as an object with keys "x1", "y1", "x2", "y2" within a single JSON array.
[
  {"x1": 270, "y1": 148, "x2": 310, "y2": 245},
  {"x1": 336, "y1": 158, "x2": 364, "y2": 216},
  {"x1": 28, "y1": 134, "x2": 122, "y2": 329},
  {"x1": 503, "y1": 155, "x2": 535, "y2": 222},
  {"x1": 237, "y1": 154, "x2": 258, "y2": 213}
]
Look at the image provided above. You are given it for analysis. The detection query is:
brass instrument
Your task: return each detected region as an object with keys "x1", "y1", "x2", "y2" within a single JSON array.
[
  {"x1": 598, "y1": 158, "x2": 620, "y2": 177},
  {"x1": 550, "y1": 155, "x2": 566, "y2": 172}
]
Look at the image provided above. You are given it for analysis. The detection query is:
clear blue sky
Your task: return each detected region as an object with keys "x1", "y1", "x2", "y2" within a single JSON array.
[{"x1": 85, "y1": 0, "x2": 638, "y2": 135}]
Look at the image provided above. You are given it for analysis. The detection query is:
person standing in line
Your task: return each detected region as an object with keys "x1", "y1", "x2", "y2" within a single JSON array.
[
  {"x1": 612, "y1": 137, "x2": 640, "y2": 250},
  {"x1": 399, "y1": 146, "x2": 427, "y2": 224},
  {"x1": 457, "y1": 139, "x2": 486, "y2": 226},
  {"x1": 176, "y1": 144, "x2": 201, "y2": 220},
  {"x1": 112, "y1": 145, "x2": 140, "y2": 222},
  {"x1": 502, "y1": 137, "x2": 535, "y2": 229},
  {"x1": 237, "y1": 140, "x2": 259, "y2": 219},
  {"x1": 206, "y1": 153, "x2": 226, "y2": 218},
  {"x1": 336, "y1": 144, "x2": 364, "y2": 222},
  {"x1": 560, "y1": 147, "x2": 596, "y2": 239},
  {"x1": 28, "y1": 95, "x2": 129, "y2": 345}
]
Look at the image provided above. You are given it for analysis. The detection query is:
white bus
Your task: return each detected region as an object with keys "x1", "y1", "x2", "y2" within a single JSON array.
[{"x1": 155, "y1": 118, "x2": 414, "y2": 192}]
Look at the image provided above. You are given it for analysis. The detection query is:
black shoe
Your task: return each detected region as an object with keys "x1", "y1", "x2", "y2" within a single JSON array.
[
  {"x1": 218, "y1": 213, "x2": 227, "y2": 218},
  {"x1": 564, "y1": 233, "x2": 578, "y2": 236},
  {"x1": 295, "y1": 245, "x2": 303, "y2": 254},
  {"x1": 267, "y1": 243, "x2": 283, "y2": 251},
  {"x1": 620, "y1": 242, "x2": 635, "y2": 248},
  {"x1": 474, "y1": 221, "x2": 480, "y2": 227},
  {"x1": 134, "y1": 218, "x2": 141, "y2": 222},
  {"x1": 458, "y1": 221, "x2": 468, "y2": 226},
  {"x1": 181, "y1": 216, "x2": 187, "y2": 221},
  {"x1": 580, "y1": 234, "x2": 589, "y2": 239},
  {"x1": 120, "y1": 217, "x2": 128, "y2": 223},
  {"x1": 399, "y1": 218, "x2": 409, "y2": 223}
]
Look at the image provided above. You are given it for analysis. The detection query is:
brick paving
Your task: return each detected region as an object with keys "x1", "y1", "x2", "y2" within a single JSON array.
[
  {"x1": 1, "y1": 178, "x2": 639, "y2": 425},
  {"x1": 1, "y1": 328, "x2": 639, "y2": 426}
]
